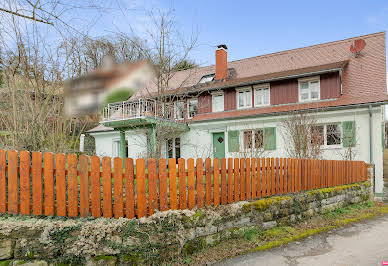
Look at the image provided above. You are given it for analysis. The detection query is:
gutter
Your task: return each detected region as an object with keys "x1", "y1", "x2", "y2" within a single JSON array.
[{"x1": 190, "y1": 101, "x2": 387, "y2": 124}]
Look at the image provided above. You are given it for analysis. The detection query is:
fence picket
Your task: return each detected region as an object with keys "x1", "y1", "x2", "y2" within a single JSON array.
[
  {"x1": 20, "y1": 151, "x2": 30, "y2": 215},
  {"x1": 234, "y1": 158, "x2": 240, "y2": 201},
  {"x1": 169, "y1": 158, "x2": 177, "y2": 210},
  {"x1": 44, "y1": 152, "x2": 54, "y2": 216},
  {"x1": 56, "y1": 153, "x2": 66, "y2": 216},
  {"x1": 113, "y1": 157, "x2": 124, "y2": 218},
  {"x1": 246, "y1": 159, "x2": 251, "y2": 200},
  {"x1": 0, "y1": 150, "x2": 6, "y2": 213},
  {"x1": 205, "y1": 158, "x2": 212, "y2": 206},
  {"x1": 227, "y1": 158, "x2": 233, "y2": 203},
  {"x1": 240, "y1": 158, "x2": 245, "y2": 200},
  {"x1": 221, "y1": 158, "x2": 227, "y2": 205},
  {"x1": 7, "y1": 150, "x2": 18, "y2": 214},
  {"x1": 213, "y1": 158, "x2": 220, "y2": 206},
  {"x1": 67, "y1": 154, "x2": 78, "y2": 217},
  {"x1": 261, "y1": 158, "x2": 266, "y2": 197},
  {"x1": 102, "y1": 157, "x2": 113, "y2": 218},
  {"x1": 136, "y1": 159, "x2": 147, "y2": 218},
  {"x1": 178, "y1": 158, "x2": 186, "y2": 210},
  {"x1": 148, "y1": 158, "x2": 158, "y2": 215},
  {"x1": 31, "y1": 152, "x2": 42, "y2": 215},
  {"x1": 91, "y1": 156, "x2": 101, "y2": 218},
  {"x1": 196, "y1": 158, "x2": 204, "y2": 208},
  {"x1": 158, "y1": 159, "x2": 168, "y2": 212},
  {"x1": 187, "y1": 158, "x2": 195, "y2": 209},
  {"x1": 251, "y1": 158, "x2": 257, "y2": 198},
  {"x1": 79, "y1": 154, "x2": 89, "y2": 217}
]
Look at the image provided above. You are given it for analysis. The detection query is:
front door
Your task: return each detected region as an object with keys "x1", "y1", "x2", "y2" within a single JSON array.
[{"x1": 213, "y1": 132, "x2": 225, "y2": 159}]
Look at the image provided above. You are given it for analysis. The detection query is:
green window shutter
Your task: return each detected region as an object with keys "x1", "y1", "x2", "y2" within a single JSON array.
[
  {"x1": 264, "y1": 127, "x2": 276, "y2": 150},
  {"x1": 228, "y1": 130, "x2": 239, "y2": 152},
  {"x1": 342, "y1": 121, "x2": 356, "y2": 147}
]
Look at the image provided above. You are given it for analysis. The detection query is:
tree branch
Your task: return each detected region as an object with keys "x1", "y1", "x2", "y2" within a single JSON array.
[{"x1": 0, "y1": 7, "x2": 53, "y2": 25}]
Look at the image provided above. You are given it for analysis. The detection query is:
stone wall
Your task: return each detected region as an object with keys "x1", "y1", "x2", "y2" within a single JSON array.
[{"x1": 0, "y1": 182, "x2": 371, "y2": 266}]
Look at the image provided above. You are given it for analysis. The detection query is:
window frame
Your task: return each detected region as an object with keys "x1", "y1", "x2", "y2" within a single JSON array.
[
  {"x1": 212, "y1": 91, "x2": 224, "y2": 113},
  {"x1": 298, "y1": 76, "x2": 321, "y2": 103},
  {"x1": 242, "y1": 128, "x2": 264, "y2": 151},
  {"x1": 166, "y1": 138, "x2": 181, "y2": 159},
  {"x1": 187, "y1": 98, "x2": 198, "y2": 119},
  {"x1": 311, "y1": 123, "x2": 342, "y2": 148},
  {"x1": 253, "y1": 83, "x2": 271, "y2": 107},
  {"x1": 174, "y1": 101, "x2": 185, "y2": 120},
  {"x1": 236, "y1": 86, "x2": 252, "y2": 109},
  {"x1": 112, "y1": 139, "x2": 120, "y2": 158}
]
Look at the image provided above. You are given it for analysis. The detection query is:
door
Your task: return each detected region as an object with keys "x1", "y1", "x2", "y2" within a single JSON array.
[{"x1": 213, "y1": 132, "x2": 225, "y2": 159}]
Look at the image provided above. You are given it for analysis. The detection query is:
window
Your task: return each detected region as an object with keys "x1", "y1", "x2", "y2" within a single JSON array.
[
  {"x1": 174, "y1": 101, "x2": 184, "y2": 120},
  {"x1": 254, "y1": 84, "x2": 270, "y2": 107},
  {"x1": 113, "y1": 140, "x2": 120, "y2": 157},
  {"x1": 187, "y1": 98, "x2": 198, "y2": 118},
  {"x1": 112, "y1": 139, "x2": 128, "y2": 157},
  {"x1": 236, "y1": 87, "x2": 252, "y2": 109},
  {"x1": 243, "y1": 129, "x2": 264, "y2": 149},
  {"x1": 298, "y1": 76, "x2": 320, "y2": 102},
  {"x1": 311, "y1": 124, "x2": 341, "y2": 147},
  {"x1": 212, "y1": 92, "x2": 224, "y2": 112},
  {"x1": 198, "y1": 73, "x2": 215, "y2": 84},
  {"x1": 166, "y1": 138, "x2": 181, "y2": 159},
  {"x1": 326, "y1": 124, "x2": 341, "y2": 146}
]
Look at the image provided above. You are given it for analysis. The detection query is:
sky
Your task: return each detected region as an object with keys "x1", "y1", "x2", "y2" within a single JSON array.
[{"x1": 85, "y1": 0, "x2": 388, "y2": 67}]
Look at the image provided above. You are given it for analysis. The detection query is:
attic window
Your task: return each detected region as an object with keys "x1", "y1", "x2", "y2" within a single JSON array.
[{"x1": 198, "y1": 74, "x2": 215, "y2": 84}]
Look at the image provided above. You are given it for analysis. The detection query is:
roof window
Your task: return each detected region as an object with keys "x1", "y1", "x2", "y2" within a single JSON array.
[{"x1": 198, "y1": 73, "x2": 215, "y2": 84}]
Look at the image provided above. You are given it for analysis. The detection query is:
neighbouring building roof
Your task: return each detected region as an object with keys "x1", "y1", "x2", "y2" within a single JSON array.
[
  {"x1": 132, "y1": 32, "x2": 387, "y2": 113},
  {"x1": 87, "y1": 123, "x2": 114, "y2": 133}
]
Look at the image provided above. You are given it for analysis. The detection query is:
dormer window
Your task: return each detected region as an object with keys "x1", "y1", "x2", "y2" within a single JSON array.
[
  {"x1": 298, "y1": 76, "x2": 320, "y2": 102},
  {"x1": 198, "y1": 73, "x2": 215, "y2": 84},
  {"x1": 254, "y1": 83, "x2": 270, "y2": 107}
]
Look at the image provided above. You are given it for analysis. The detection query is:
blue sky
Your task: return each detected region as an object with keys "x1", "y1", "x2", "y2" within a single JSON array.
[{"x1": 88, "y1": 0, "x2": 388, "y2": 67}]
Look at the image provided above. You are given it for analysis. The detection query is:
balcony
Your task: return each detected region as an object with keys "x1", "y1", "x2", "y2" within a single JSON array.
[{"x1": 101, "y1": 99, "x2": 188, "y2": 129}]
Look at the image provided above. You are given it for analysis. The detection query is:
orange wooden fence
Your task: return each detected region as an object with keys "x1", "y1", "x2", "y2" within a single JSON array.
[{"x1": 0, "y1": 150, "x2": 368, "y2": 219}]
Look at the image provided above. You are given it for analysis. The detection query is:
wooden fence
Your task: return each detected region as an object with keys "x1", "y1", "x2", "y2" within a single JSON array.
[{"x1": 0, "y1": 150, "x2": 368, "y2": 219}]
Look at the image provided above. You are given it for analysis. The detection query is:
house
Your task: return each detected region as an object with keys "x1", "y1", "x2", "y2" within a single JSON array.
[
  {"x1": 88, "y1": 32, "x2": 387, "y2": 199},
  {"x1": 64, "y1": 60, "x2": 154, "y2": 117}
]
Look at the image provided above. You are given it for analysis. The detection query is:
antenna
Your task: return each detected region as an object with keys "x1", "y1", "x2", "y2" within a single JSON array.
[{"x1": 350, "y1": 39, "x2": 366, "y2": 57}]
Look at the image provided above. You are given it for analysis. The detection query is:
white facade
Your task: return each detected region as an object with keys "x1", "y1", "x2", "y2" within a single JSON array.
[{"x1": 90, "y1": 105, "x2": 385, "y2": 196}]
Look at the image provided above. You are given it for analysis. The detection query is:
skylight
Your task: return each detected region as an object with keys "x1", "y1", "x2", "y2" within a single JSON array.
[{"x1": 198, "y1": 73, "x2": 215, "y2": 84}]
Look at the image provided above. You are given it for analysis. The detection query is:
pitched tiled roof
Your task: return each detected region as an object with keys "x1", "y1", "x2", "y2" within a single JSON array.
[{"x1": 132, "y1": 32, "x2": 387, "y2": 121}]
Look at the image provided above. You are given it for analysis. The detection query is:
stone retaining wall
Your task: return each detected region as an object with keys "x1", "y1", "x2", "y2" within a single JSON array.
[{"x1": 0, "y1": 182, "x2": 371, "y2": 265}]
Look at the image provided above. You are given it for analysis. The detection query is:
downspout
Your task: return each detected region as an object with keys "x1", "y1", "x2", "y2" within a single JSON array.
[
  {"x1": 369, "y1": 105, "x2": 373, "y2": 164},
  {"x1": 369, "y1": 104, "x2": 375, "y2": 195}
]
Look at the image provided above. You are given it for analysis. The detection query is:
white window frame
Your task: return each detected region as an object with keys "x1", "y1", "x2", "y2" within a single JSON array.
[
  {"x1": 254, "y1": 83, "x2": 271, "y2": 107},
  {"x1": 212, "y1": 91, "x2": 224, "y2": 113},
  {"x1": 187, "y1": 98, "x2": 198, "y2": 119},
  {"x1": 241, "y1": 128, "x2": 264, "y2": 151},
  {"x1": 174, "y1": 101, "x2": 185, "y2": 120},
  {"x1": 236, "y1": 86, "x2": 252, "y2": 109},
  {"x1": 166, "y1": 138, "x2": 181, "y2": 159},
  {"x1": 312, "y1": 123, "x2": 342, "y2": 149},
  {"x1": 298, "y1": 76, "x2": 320, "y2": 102}
]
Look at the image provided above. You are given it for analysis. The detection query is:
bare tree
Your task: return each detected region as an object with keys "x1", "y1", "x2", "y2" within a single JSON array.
[{"x1": 281, "y1": 111, "x2": 323, "y2": 159}]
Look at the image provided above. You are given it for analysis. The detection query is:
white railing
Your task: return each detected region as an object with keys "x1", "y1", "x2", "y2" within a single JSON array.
[{"x1": 102, "y1": 99, "x2": 176, "y2": 122}]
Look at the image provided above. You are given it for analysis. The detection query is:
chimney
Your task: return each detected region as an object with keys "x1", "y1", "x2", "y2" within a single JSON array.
[{"x1": 215, "y1": 44, "x2": 228, "y2": 80}]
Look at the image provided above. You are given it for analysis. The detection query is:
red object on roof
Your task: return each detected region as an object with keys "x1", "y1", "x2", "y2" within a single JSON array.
[{"x1": 350, "y1": 39, "x2": 366, "y2": 53}]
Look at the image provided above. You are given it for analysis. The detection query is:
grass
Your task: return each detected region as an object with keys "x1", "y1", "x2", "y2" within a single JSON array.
[{"x1": 175, "y1": 201, "x2": 388, "y2": 265}]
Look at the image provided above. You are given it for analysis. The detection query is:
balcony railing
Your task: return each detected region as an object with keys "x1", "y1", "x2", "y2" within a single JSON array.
[{"x1": 102, "y1": 99, "x2": 179, "y2": 123}]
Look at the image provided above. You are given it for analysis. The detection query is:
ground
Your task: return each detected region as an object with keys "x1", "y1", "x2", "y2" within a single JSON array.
[{"x1": 216, "y1": 213, "x2": 388, "y2": 266}]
